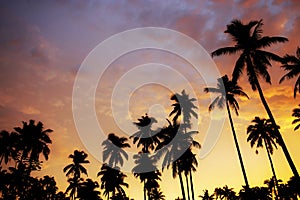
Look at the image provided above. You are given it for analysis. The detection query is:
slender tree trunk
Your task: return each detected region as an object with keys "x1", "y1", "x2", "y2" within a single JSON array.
[
  {"x1": 107, "y1": 192, "x2": 109, "y2": 200},
  {"x1": 144, "y1": 180, "x2": 146, "y2": 200},
  {"x1": 185, "y1": 173, "x2": 191, "y2": 200},
  {"x1": 254, "y1": 78, "x2": 299, "y2": 178},
  {"x1": 264, "y1": 139, "x2": 279, "y2": 200},
  {"x1": 226, "y1": 102, "x2": 250, "y2": 189},
  {"x1": 189, "y1": 172, "x2": 195, "y2": 200},
  {"x1": 179, "y1": 172, "x2": 186, "y2": 200}
]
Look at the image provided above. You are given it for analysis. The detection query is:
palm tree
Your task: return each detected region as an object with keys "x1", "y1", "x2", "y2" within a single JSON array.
[
  {"x1": 65, "y1": 177, "x2": 84, "y2": 200},
  {"x1": 63, "y1": 150, "x2": 90, "y2": 179},
  {"x1": 169, "y1": 90, "x2": 197, "y2": 127},
  {"x1": 247, "y1": 117, "x2": 280, "y2": 197},
  {"x1": 14, "y1": 120, "x2": 53, "y2": 170},
  {"x1": 212, "y1": 19, "x2": 299, "y2": 178},
  {"x1": 204, "y1": 75, "x2": 249, "y2": 188},
  {"x1": 292, "y1": 104, "x2": 300, "y2": 131},
  {"x1": 63, "y1": 150, "x2": 89, "y2": 199},
  {"x1": 77, "y1": 178, "x2": 101, "y2": 200},
  {"x1": 130, "y1": 114, "x2": 159, "y2": 153},
  {"x1": 102, "y1": 133, "x2": 130, "y2": 168},
  {"x1": 168, "y1": 90, "x2": 199, "y2": 200},
  {"x1": 149, "y1": 188, "x2": 165, "y2": 200},
  {"x1": 98, "y1": 164, "x2": 128, "y2": 200},
  {"x1": 0, "y1": 130, "x2": 19, "y2": 165},
  {"x1": 199, "y1": 190, "x2": 214, "y2": 200},
  {"x1": 132, "y1": 152, "x2": 160, "y2": 200},
  {"x1": 214, "y1": 185, "x2": 236, "y2": 200},
  {"x1": 279, "y1": 47, "x2": 300, "y2": 98}
]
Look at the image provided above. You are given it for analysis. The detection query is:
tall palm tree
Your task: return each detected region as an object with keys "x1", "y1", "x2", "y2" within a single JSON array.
[
  {"x1": 212, "y1": 19, "x2": 299, "y2": 178},
  {"x1": 247, "y1": 116, "x2": 280, "y2": 197},
  {"x1": 199, "y1": 190, "x2": 214, "y2": 200},
  {"x1": 292, "y1": 104, "x2": 300, "y2": 131},
  {"x1": 98, "y1": 164, "x2": 128, "y2": 200},
  {"x1": 102, "y1": 133, "x2": 130, "y2": 168},
  {"x1": 204, "y1": 75, "x2": 249, "y2": 188},
  {"x1": 130, "y1": 114, "x2": 159, "y2": 153},
  {"x1": 132, "y1": 152, "x2": 160, "y2": 200},
  {"x1": 63, "y1": 150, "x2": 89, "y2": 199},
  {"x1": 169, "y1": 90, "x2": 197, "y2": 127},
  {"x1": 168, "y1": 90, "x2": 199, "y2": 200},
  {"x1": 279, "y1": 47, "x2": 300, "y2": 98},
  {"x1": 14, "y1": 120, "x2": 53, "y2": 170}
]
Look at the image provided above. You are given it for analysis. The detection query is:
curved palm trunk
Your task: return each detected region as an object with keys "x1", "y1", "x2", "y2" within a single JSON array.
[
  {"x1": 185, "y1": 174, "x2": 191, "y2": 200},
  {"x1": 254, "y1": 78, "x2": 299, "y2": 178},
  {"x1": 178, "y1": 172, "x2": 186, "y2": 200},
  {"x1": 226, "y1": 102, "x2": 250, "y2": 189},
  {"x1": 264, "y1": 139, "x2": 279, "y2": 199},
  {"x1": 189, "y1": 172, "x2": 195, "y2": 200}
]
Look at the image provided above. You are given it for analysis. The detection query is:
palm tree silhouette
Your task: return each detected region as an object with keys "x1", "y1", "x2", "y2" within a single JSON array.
[
  {"x1": 212, "y1": 19, "x2": 299, "y2": 178},
  {"x1": 247, "y1": 116, "x2": 280, "y2": 198},
  {"x1": 130, "y1": 113, "x2": 159, "y2": 153},
  {"x1": 169, "y1": 90, "x2": 197, "y2": 127},
  {"x1": 292, "y1": 104, "x2": 300, "y2": 131},
  {"x1": 14, "y1": 120, "x2": 53, "y2": 170},
  {"x1": 199, "y1": 190, "x2": 214, "y2": 200},
  {"x1": 214, "y1": 185, "x2": 236, "y2": 200},
  {"x1": 279, "y1": 47, "x2": 300, "y2": 98},
  {"x1": 102, "y1": 133, "x2": 130, "y2": 168},
  {"x1": 0, "y1": 130, "x2": 19, "y2": 165},
  {"x1": 168, "y1": 90, "x2": 199, "y2": 200},
  {"x1": 63, "y1": 150, "x2": 90, "y2": 199},
  {"x1": 204, "y1": 75, "x2": 249, "y2": 189},
  {"x1": 77, "y1": 178, "x2": 102, "y2": 200},
  {"x1": 149, "y1": 188, "x2": 165, "y2": 200},
  {"x1": 132, "y1": 152, "x2": 160, "y2": 200},
  {"x1": 97, "y1": 164, "x2": 128, "y2": 200}
]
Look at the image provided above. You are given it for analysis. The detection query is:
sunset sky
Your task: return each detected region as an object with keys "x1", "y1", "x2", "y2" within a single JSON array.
[{"x1": 0, "y1": 0, "x2": 300, "y2": 199}]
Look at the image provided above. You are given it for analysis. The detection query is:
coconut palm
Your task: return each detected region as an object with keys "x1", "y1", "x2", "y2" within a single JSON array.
[
  {"x1": 169, "y1": 89, "x2": 197, "y2": 127},
  {"x1": 14, "y1": 120, "x2": 53, "y2": 170},
  {"x1": 168, "y1": 90, "x2": 199, "y2": 200},
  {"x1": 77, "y1": 178, "x2": 101, "y2": 200},
  {"x1": 292, "y1": 104, "x2": 300, "y2": 131},
  {"x1": 247, "y1": 117, "x2": 280, "y2": 197},
  {"x1": 102, "y1": 133, "x2": 130, "y2": 168},
  {"x1": 214, "y1": 185, "x2": 236, "y2": 200},
  {"x1": 63, "y1": 150, "x2": 89, "y2": 199},
  {"x1": 98, "y1": 164, "x2": 128, "y2": 200},
  {"x1": 130, "y1": 114, "x2": 159, "y2": 153},
  {"x1": 204, "y1": 75, "x2": 249, "y2": 188},
  {"x1": 63, "y1": 150, "x2": 90, "y2": 179},
  {"x1": 0, "y1": 130, "x2": 19, "y2": 165},
  {"x1": 132, "y1": 152, "x2": 160, "y2": 200},
  {"x1": 149, "y1": 188, "x2": 165, "y2": 200},
  {"x1": 212, "y1": 19, "x2": 299, "y2": 178},
  {"x1": 279, "y1": 47, "x2": 300, "y2": 98}
]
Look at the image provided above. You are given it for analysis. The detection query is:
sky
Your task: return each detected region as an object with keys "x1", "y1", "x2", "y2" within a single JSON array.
[{"x1": 0, "y1": 0, "x2": 300, "y2": 199}]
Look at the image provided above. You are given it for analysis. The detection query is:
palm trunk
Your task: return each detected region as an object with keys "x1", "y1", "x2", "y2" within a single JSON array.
[
  {"x1": 264, "y1": 139, "x2": 279, "y2": 200},
  {"x1": 179, "y1": 172, "x2": 186, "y2": 200},
  {"x1": 143, "y1": 180, "x2": 146, "y2": 200},
  {"x1": 254, "y1": 78, "x2": 299, "y2": 178},
  {"x1": 226, "y1": 102, "x2": 250, "y2": 189},
  {"x1": 185, "y1": 173, "x2": 191, "y2": 200},
  {"x1": 189, "y1": 172, "x2": 195, "y2": 200}
]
